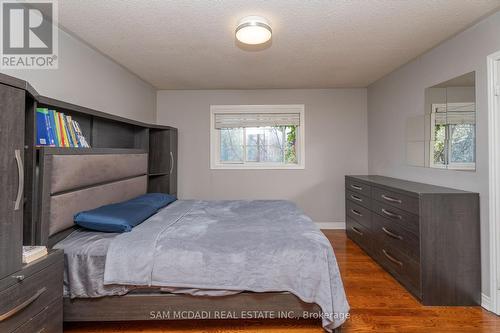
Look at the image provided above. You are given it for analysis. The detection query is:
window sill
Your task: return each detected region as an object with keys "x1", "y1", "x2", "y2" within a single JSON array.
[{"x1": 210, "y1": 163, "x2": 305, "y2": 170}]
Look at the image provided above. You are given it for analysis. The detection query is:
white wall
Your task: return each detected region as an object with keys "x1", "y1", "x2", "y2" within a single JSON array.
[
  {"x1": 367, "y1": 11, "x2": 500, "y2": 297},
  {"x1": 157, "y1": 89, "x2": 368, "y2": 225},
  {"x1": 1, "y1": 28, "x2": 156, "y2": 123}
]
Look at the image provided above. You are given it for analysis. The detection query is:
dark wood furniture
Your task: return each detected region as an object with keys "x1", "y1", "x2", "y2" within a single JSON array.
[
  {"x1": 345, "y1": 175, "x2": 480, "y2": 305},
  {"x1": 148, "y1": 128, "x2": 178, "y2": 195},
  {"x1": 0, "y1": 82, "x2": 25, "y2": 280},
  {"x1": 0, "y1": 250, "x2": 64, "y2": 333}
]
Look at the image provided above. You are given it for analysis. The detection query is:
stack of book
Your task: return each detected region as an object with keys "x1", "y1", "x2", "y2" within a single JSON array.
[
  {"x1": 36, "y1": 108, "x2": 90, "y2": 147},
  {"x1": 22, "y1": 246, "x2": 48, "y2": 264}
]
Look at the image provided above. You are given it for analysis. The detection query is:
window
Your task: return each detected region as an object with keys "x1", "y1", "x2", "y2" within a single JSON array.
[
  {"x1": 430, "y1": 103, "x2": 476, "y2": 170},
  {"x1": 210, "y1": 105, "x2": 305, "y2": 169}
]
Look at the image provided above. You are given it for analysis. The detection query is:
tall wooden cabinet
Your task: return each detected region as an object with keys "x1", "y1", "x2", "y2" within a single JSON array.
[
  {"x1": 0, "y1": 83, "x2": 25, "y2": 279},
  {"x1": 148, "y1": 129, "x2": 178, "y2": 196}
]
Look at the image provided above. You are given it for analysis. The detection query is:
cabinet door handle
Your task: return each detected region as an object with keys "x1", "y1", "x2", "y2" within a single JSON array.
[
  {"x1": 169, "y1": 152, "x2": 174, "y2": 175},
  {"x1": 350, "y1": 194, "x2": 363, "y2": 202},
  {"x1": 381, "y1": 194, "x2": 402, "y2": 204},
  {"x1": 350, "y1": 209, "x2": 362, "y2": 217},
  {"x1": 382, "y1": 249, "x2": 403, "y2": 267},
  {"x1": 0, "y1": 287, "x2": 46, "y2": 322},
  {"x1": 381, "y1": 208, "x2": 402, "y2": 220},
  {"x1": 14, "y1": 149, "x2": 24, "y2": 211},
  {"x1": 350, "y1": 184, "x2": 363, "y2": 191},
  {"x1": 382, "y1": 227, "x2": 403, "y2": 240},
  {"x1": 351, "y1": 226, "x2": 363, "y2": 236}
]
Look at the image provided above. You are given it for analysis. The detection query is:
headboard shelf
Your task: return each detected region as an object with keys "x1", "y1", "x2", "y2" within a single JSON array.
[
  {"x1": 148, "y1": 172, "x2": 169, "y2": 176},
  {"x1": 0, "y1": 72, "x2": 179, "y2": 246},
  {"x1": 36, "y1": 147, "x2": 148, "y2": 155}
]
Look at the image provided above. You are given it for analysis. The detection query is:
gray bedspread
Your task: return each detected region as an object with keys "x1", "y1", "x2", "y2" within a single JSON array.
[
  {"x1": 53, "y1": 229, "x2": 131, "y2": 298},
  {"x1": 104, "y1": 200, "x2": 349, "y2": 331}
]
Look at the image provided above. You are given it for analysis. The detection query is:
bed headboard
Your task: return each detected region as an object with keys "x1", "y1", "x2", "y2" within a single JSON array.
[{"x1": 37, "y1": 149, "x2": 149, "y2": 247}]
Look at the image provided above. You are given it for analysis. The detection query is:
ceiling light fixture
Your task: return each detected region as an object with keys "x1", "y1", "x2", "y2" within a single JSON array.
[{"x1": 235, "y1": 16, "x2": 272, "y2": 45}]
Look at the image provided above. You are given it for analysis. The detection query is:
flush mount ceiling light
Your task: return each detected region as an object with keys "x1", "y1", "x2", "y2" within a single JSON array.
[{"x1": 235, "y1": 16, "x2": 272, "y2": 45}]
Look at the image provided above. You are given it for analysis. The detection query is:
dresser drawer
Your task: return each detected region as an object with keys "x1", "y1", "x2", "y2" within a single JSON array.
[
  {"x1": 12, "y1": 298, "x2": 62, "y2": 333},
  {"x1": 372, "y1": 186, "x2": 419, "y2": 215},
  {"x1": 346, "y1": 189, "x2": 371, "y2": 209},
  {"x1": 346, "y1": 200, "x2": 371, "y2": 228},
  {"x1": 372, "y1": 213, "x2": 420, "y2": 261},
  {"x1": 373, "y1": 246, "x2": 421, "y2": 299},
  {"x1": 372, "y1": 200, "x2": 419, "y2": 235},
  {"x1": 346, "y1": 177, "x2": 371, "y2": 197},
  {"x1": 346, "y1": 217, "x2": 372, "y2": 253},
  {"x1": 0, "y1": 260, "x2": 63, "y2": 332}
]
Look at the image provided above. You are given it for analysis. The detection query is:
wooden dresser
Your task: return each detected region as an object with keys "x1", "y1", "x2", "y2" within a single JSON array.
[
  {"x1": 0, "y1": 250, "x2": 63, "y2": 332},
  {"x1": 345, "y1": 175, "x2": 480, "y2": 305}
]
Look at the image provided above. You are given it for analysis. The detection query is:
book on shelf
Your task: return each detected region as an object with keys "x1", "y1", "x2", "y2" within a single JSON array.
[
  {"x1": 73, "y1": 120, "x2": 90, "y2": 148},
  {"x1": 36, "y1": 109, "x2": 91, "y2": 148},
  {"x1": 62, "y1": 114, "x2": 74, "y2": 147},
  {"x1": 36, "y1": 108, "x2": 55, "y2": 146},
  {"x1": 22, "y1": 246, "x2": 48, "y2": 264},
  {"x1": 67, "y1": 115, "x2": 79, "y2": 147},
  {"x1": 48, "y1": 110, "x2": 59, "y2": 146}
]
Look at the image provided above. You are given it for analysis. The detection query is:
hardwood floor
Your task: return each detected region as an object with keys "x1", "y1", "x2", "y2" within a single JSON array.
[{"x1": 65, "y1": 230, "x2": 499, "y2": 333}]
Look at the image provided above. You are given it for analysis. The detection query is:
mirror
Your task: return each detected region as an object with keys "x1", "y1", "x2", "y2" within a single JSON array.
[{"x1": 406, "y1": 72, "x2": 476, "y2": 171}]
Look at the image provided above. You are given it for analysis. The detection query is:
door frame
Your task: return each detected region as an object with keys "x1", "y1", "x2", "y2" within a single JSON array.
[{"x1": 487, "y1": 50, "x2": 500, "y2": 315}]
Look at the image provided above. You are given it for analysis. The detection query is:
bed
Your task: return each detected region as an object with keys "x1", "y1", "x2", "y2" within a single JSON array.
[{"x1": 37, "y1": 150, "x2": 349, "y2": 332}]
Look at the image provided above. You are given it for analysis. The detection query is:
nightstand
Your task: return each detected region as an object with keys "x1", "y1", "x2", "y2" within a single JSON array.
[{"x1": 0, "y1": 250, "x2": 63, "y2": 333}]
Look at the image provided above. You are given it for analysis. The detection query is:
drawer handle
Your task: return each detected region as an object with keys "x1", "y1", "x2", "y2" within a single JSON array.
[
  {"x1": 351, "y1": 226, "x2": 363, "y2": 236},
  {"x1": 382, "y1": 227, "x2": 403, "y2": 240},
  {"x1": 381, "y1": 194, "x2": 402, "y2": 204},
  {"x1": 0, "y1": 287, "x2": 47, "y2": 322},
  {"x1": 350, "y1": 209, "x2": 363, "y2": 217},
  {"x1": 381, "y1": 208, "x2": 402, "y2": 220},
  {"x1": 382, "y1": 249, "x2": 403, "y2": 267},
  {"x1": 350, "y1": 184, "x2": 363, "y2": 191},
  {"x1": 350, "y1": 194, "x2": 363, "y2": 202}
]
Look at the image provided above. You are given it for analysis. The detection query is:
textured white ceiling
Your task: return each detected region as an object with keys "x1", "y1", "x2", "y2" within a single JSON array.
[{"x1": 57, "y1": 0, "x2": 500, "y2": 89}]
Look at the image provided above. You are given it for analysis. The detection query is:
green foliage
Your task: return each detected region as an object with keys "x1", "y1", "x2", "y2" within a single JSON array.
[
  {"x1": 285, "y1": 125, "x2": 297, "y2": 163},
  {"x1": 433, "y1": 125, "x2": 446, "y2": 165}
]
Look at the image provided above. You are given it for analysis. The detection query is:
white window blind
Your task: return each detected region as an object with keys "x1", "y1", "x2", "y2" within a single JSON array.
[
  {"x1": 434, "y1": 112, "x2": 475, "y2": 125},
  {"x1": 433, "y1": 103, "x2": 476, "y2": 125},
  {"x1": 214, "y1": 112, "x2": 300, "y2": 129}
]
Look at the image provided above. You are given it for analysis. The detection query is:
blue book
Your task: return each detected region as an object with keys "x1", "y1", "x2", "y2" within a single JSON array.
[
  {"x1": 36, "y1": 108, "x2": 50, "y2": 146},
  {"x1": 44, "y1": 111, "x2": 56, "y2": 146},
  {"x1": 48, "y1": 110, "x2": 60, "y2": 147}
]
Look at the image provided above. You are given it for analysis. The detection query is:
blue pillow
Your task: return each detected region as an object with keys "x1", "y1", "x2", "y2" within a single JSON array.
[
  {"x1": 127, "y1": 193, "x2": 177, "y2": 210},
  {"x1": 74, "y1": 202, "x2": 158, "y2": 233}
]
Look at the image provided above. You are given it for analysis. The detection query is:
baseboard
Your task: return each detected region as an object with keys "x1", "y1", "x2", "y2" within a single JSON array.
[
  {"x1": 482, "y1": 293, "x2": 492, "y2": 311},
  {"x1": 316, "y1": 222, "x2": 345, "y2": 230}
]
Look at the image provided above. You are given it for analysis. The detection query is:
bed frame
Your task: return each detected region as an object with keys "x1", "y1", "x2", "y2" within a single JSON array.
[{"x1": 36, "y1": 149, "x2": 341, "y2": 330}]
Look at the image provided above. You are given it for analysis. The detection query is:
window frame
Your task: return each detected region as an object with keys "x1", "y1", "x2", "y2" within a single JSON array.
[
  {"x1": 429, "y1": 103, "x2": 476, "y2": 171},
  {"x1": 210, "y1": 104, "x2": 305, "y2": 170}
]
